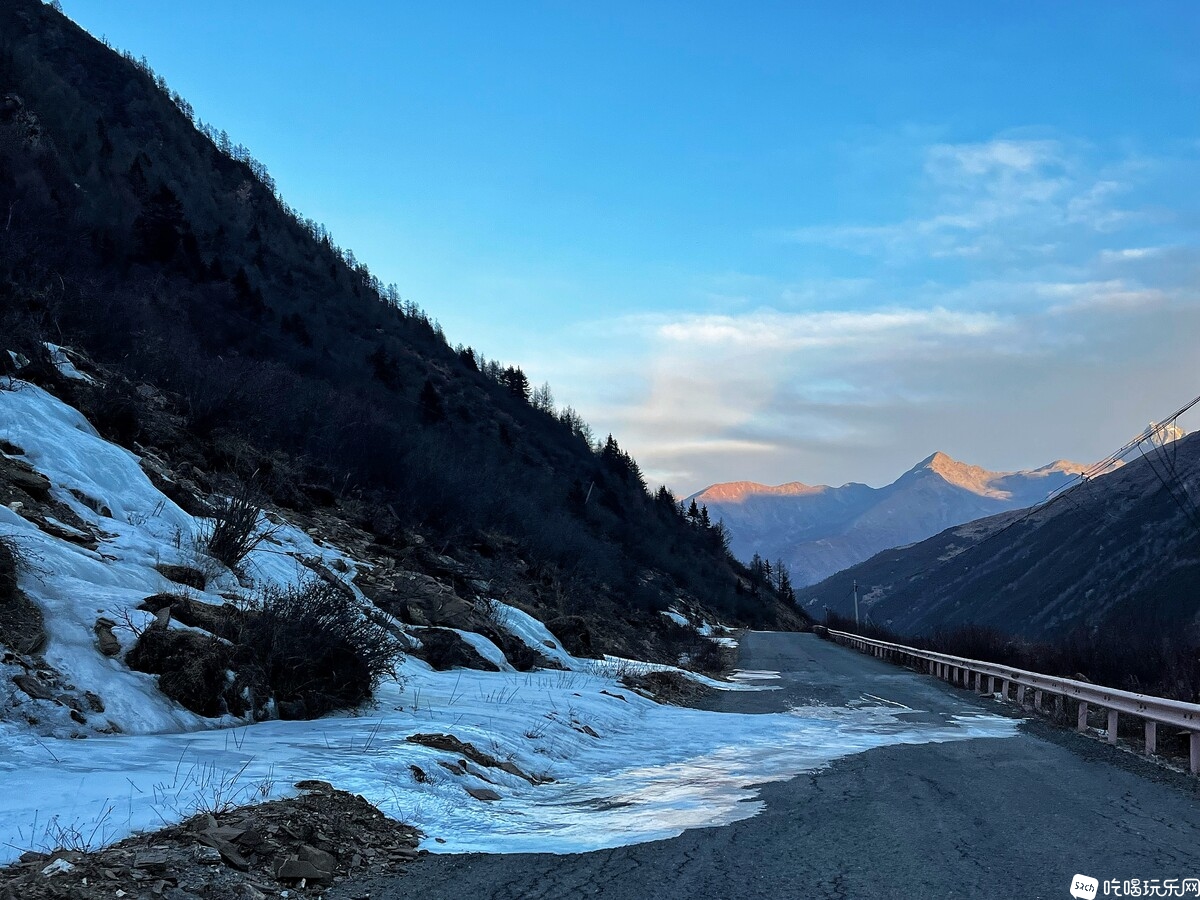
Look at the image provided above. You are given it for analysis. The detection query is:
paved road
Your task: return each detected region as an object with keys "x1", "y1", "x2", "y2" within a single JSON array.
[{"x1": 332, "y1": 632, "x2": 1200, "y2": 900}]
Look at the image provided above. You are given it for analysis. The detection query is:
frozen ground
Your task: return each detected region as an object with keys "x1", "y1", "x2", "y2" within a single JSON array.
[
  {"x1": 0, "y1": 378, "x2": 1020, "y2": 864},
  {"x1": 0, "y1": 658, "x2": 1018, "y2": 862}
]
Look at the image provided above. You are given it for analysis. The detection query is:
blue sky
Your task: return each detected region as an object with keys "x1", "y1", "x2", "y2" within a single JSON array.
[{"x1": 63, "y1": 1, "x2": 1200, "y2": 493}]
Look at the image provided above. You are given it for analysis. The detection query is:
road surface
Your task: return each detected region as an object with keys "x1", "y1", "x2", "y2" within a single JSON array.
[{"x1": 332, "y1": 632, "x2": 1200, "y2": 900}]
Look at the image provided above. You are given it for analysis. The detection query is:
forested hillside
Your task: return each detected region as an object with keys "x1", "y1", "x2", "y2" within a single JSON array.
[{"x1": 0, "y1": 0, "x2": 805, "y2": 647}]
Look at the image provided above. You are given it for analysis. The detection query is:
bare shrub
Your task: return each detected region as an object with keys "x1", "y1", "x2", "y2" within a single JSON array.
[
  {"x1": 690, "y1": 638, "x2": 733, "y2": 676},
  {"x1": 239, "y1": 580, "x2": 404, "y2": 719},
  {"x1": 0, "y1": 537, "x2": 18, "y2": 605},
  {"x1": 200, "y1": 481, "x2": 275, "y2": 571}
]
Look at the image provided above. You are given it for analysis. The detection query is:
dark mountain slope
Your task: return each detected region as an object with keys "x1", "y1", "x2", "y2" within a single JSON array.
[
  {"x1": 801, "y1": 433, "x2": 1200, "y2": 641},
  {"x1": 0, "y1": 0, "x2": 804, "y2": 642}
]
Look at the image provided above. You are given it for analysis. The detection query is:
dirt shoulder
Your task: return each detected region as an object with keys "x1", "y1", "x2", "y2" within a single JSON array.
[{"x1": 0, "y1": 782, "x2": 421, "y2": 900}]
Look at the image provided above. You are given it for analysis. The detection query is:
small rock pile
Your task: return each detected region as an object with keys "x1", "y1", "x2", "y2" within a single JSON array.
[{"x1": 0, "y1": 783, "x2": 422, "y2": 899}]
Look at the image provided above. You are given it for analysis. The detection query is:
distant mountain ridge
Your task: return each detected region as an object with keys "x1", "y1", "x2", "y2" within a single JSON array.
[
  {"x1": 801, "y1": 431, "x2": 1200, "y2": 641},
  {"x1": 692, "y1": 452, "x2": 1085, "y2": 586}
]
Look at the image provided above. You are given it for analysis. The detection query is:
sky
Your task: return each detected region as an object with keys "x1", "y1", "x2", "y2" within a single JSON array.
[{"x1": 61, "y1": 1, "x2": 1200, "y2": 494}]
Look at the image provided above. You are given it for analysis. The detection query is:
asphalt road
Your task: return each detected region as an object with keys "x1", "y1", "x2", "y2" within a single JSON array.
[{"x1": 332, "y1": 632, "x2": 1200, "y2": 900}]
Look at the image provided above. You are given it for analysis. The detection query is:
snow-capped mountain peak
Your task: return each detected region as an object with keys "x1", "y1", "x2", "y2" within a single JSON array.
[{"x1": 691, "y1": 453, "x2": 1087, "y2": 586}]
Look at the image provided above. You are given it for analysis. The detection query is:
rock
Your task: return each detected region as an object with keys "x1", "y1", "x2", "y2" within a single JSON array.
[
  {"x1": 408, "y1": 733, "x2": 539, "y2": 784},
  {"x1": 132, "y1": 850, "x2": 171, "y2": 872},
  {"x1": 409, "y1": 765, "x2": 430, "y2": 783},
  {"x1": 294, "y1": 779, "x2": 334, "y2": 793},
  {"x1": 371, "y1": 571, "x2": 484, "y2": 630},
  {"x1": 125, "y1": 628, "x2": 234, "y2": 717},
  {"x1": 0, "y1": 573, "x2": 47, "y2": 655},
  {"x1": 465, "y1": 787, "x2": 502, "y2": 802},
  {"x1": 499, "y1": 761, "x2": 529, "y2": 779},
  {"x1": 546, "y1": 615, "x2": 595, "y2": 657},
  {"x1": 478, "y1": 624, "x2": 547, "y2": 672},
  {"x1": 84, "y1": 690, "x2": 105, "y2": 712},
  {"x1": 192, "y1": 845, "x2": 222, "y2": 864},
  {"x1": 0, "y1": 456, "x2": 51, "y2": 500},
  {"x1": 94, "y1": 618, "x2": 121, "y2": 656},
  {"x1": 412, "y1": 628, "x2": 499, "y2": 672},
  {"x1": 196, "y1": 833, "x2": 250, "y2": 870},
  {"x1": 13, "y1": 673, "x2": 54, "y2": 700},
  {"x1": 155, "y1": 564, "x2": 207, "y2": 590},
  {"x1": 275, "y1": 856, "x2": 330, "y2": 883},
  {"x1": 29, "y1": 514, "x2": 97, "y2": 549},
  {"x1": 40, "y1": 858, "x2": 74, "y2": 876},
  {"x1": 138, "y1": 593, "x2": 244, "y2": 639},
  {"x1": 298, "y1": 843, "x2": 336, "y2": 875}
]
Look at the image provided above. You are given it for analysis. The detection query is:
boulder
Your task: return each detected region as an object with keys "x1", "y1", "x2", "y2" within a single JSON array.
[
  {"x1": 545, "y1": 615, "x2": 595, "y2": 657},
  {"x1": 373, "y1": 571, "x2": 487, "y2": 631},
  {"x1": 139, "y1": 593, "x2": 244, "y2": 640},
  {"x1": 412, "y1": 628, "x2": 499, "y2": 672},
  {"x1": 155, "y1": 564, "x2": 208, "y2": 590},
  {"x1": 13, "y1": 673, "x2": 54, "y2": 700},
  {"x1": 93, "y1": 618, "x2": 120, "y2": 656},
  {"x1": 466, "y1": 787, "x2": 502, "y2": 802},
  {"x1": 0, "y1": 456, "x2": 50, "y2": 501},
  {"x1": 125, "y1": 628, "x2": 233, "y2": 717}
]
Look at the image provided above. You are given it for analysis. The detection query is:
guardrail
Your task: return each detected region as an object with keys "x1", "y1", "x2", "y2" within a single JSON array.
[{"x1": 818, "y1": 626, "x2": 1200, "y2": 774}]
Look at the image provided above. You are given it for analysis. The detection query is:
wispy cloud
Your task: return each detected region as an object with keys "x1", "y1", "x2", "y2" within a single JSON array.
[
  {"x1": 655, "y1": 307, "x2": 1005, "y2": 350},
  {"x1": 532, "y1": 135, "x2": 1200, "y2": 493},
  {"x1": 783, "y1": 138, "x2": 1146, "y2": 265}
]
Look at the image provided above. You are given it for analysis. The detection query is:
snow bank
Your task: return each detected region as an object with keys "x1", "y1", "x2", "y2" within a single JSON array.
[
  {"x1": 0, "y1": 382, "x2": 367, "y2": 736},
  {"x1": 0, "y1": 658, "x2": 1019, "y2": 861}
]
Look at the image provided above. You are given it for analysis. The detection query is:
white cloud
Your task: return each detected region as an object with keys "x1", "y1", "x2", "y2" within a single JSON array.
[
  {"x1": 655, "y1": 307, "x2": 1005, "y2": 351},
  {"x1": 784, "y1": 138, "x2": 1146, "y2": 264}
]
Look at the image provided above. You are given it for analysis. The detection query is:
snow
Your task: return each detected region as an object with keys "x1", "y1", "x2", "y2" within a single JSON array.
[
  {"x1": 0, "y1": 378, "x2": 1023, "y2": 863},
  {"x1": 447, "y1": 628, "x2": 515, "y2": 672},
  {"x1": 0, "y1": 381, "x2": 369, "y2": 736},
  {"x1": 43, "y1": 343, "x2": 95, "y2": 384},
  {"x1": 0, "y1": 660, "x2": 1019, "y2": 861},
  {"x1": 661, "y1": 609, "x2": 689, "y2": 627},
  {"x1": 697, "y1": 619, "x2": 740, "y2": 649},
  {"x1": 488, "y1": 601, "x2": 575, "y2": 669}
]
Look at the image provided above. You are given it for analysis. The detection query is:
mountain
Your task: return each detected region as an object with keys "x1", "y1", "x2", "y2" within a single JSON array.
[
  {"x1": 692, "y1": 452, "x2": 1084, "y2": 586},
  {"x1": 801, "y1": 431, "x2": 1200, "y2": 641},
  {"x1": 0, "y1": 0, "x2": 805, "y2": 661}
]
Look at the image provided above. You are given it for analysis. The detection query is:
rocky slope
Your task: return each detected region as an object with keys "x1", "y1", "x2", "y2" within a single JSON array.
[
  {"x1": 692, "y1": 452, "x2": 1083, "y2": 586},
  {"x1": 800, "y1": 432, "x2": 1200, "y2": 641}
]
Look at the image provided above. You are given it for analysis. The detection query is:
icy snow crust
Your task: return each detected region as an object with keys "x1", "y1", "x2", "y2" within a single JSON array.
[{"x1": 0, "y1": 381, "x2": 1020, "y2": 861}]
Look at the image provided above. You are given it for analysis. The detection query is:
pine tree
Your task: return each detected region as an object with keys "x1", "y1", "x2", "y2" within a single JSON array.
[{"x1": 418, "y1": 378, "x2": 445, "y2": 424}]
